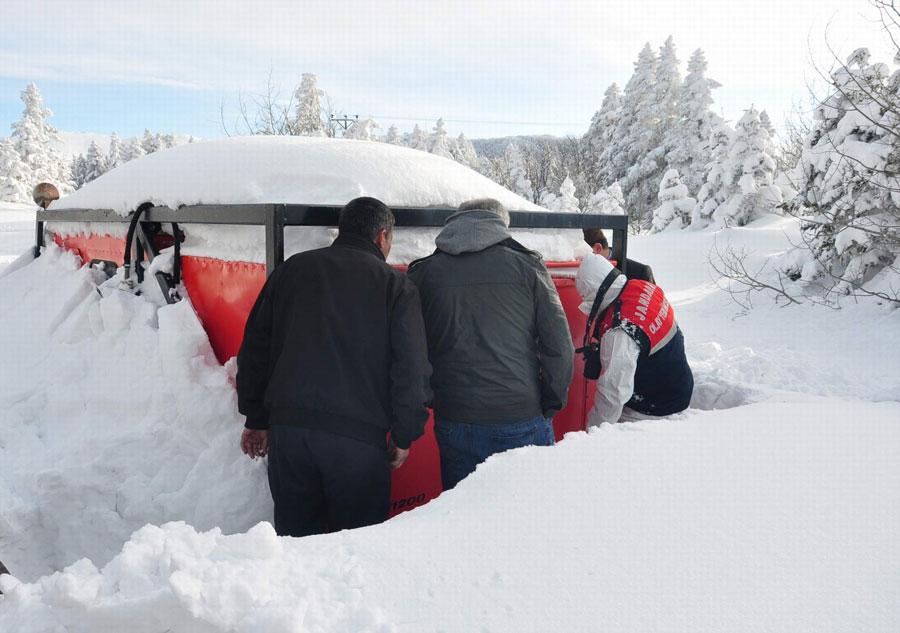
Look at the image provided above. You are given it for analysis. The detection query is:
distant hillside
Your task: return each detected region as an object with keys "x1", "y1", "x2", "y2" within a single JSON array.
[{"x1": 471, "y1": 135, "x2": 564, "y2": 158}]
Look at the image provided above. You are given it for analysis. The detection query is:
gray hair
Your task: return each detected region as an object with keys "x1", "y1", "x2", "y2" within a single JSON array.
[{"x1": 458, "y1": 198, "x2": 510, "y2": 227}]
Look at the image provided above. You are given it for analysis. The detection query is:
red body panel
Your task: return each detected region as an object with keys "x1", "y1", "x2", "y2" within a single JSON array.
[{"x1": 51, "y1": 232, "x2": 593, "y2": 516}]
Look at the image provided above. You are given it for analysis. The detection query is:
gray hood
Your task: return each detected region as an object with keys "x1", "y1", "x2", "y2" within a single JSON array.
[{"x1": 435, "y1": 209, "x2": 511, "y2": 255}]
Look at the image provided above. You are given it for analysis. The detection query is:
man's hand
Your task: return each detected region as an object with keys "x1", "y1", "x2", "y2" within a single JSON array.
[
  {"x1": 388, "y1": 441, "x2": 410, "y2": 470},
  {"x1": 241, "y1": 428, "x2": 268, "y2": 459}
]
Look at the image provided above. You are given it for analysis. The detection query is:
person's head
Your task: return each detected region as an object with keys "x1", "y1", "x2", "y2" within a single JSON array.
[
  {"x1": 339, "y1": 196, "x2": 395, "y2": 257},
  {"x1": 457, "y1": 198, "x2": 510, "y2": 227},
  {"x1": 582, "y1": 228, "x2": 611, "y2": 259}
]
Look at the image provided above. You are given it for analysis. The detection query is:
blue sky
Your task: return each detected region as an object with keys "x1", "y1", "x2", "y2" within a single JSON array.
[{"x1": 0, "y1": 0, "x2": 888, "y2": 141}]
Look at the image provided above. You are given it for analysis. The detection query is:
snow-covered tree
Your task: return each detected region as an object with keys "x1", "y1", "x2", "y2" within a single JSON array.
[
  {"x1": 106, "y1": 132, "x2": 123, "y2": 171},
  {"x1": 0, "y1": 137, "x2": 31, "y2": 203},
  {"x1": 141, "y1": 129, "x2": 160, "y2": 154},
  {"x1": 651, "y1": 169, "x2": 696, "y2": 232},
  {"x1": 158, "y1": 133, "x2": 176, "y2": 149},
  {"x1": 759, "y1": 110, "x2": 776, "y2": 139},
  {"x1": 293, "y1": 73, "x2": 327, "y2": 137},
  {"x1": 81, "y1": 140, "x2": 106, "y2": 185},
  {"x1": 428, "y1": 118, "x2": 454, "y2": 158},
  {"x1": 453, "y1": 132, "x2": 480, "y2": 170},
  {"x1": 666, "y1": 48, "x2": 722, "y2": 195},
  {"x1": 384, "y1": 125, "x2": 402, "y2": 144},
  {"x1": 712, "y1": 107, "x2": 782, "y2": 227},
  {"x1": 505, "y1": 143, "x2": 534, "y2": 201},
  {"x1": 584, "y1": 83, "x2": 622, "y2": 190},
  {"x1": 344, "y1": 117, "x2": 379, "y2": 141},
  {"x1": 121, "y1": 137, "x2": 146, "y2": 163},
  {"x1": 783, "y1": 46, "x2": 900, "y2": 296},
  {"x1": 555, "y1": 176, "x2": 580, "y2": 212},
  {"x1": 70, "y1": 155, "x2": 88, "y2": 189},
  {"x1": 10, "y1": 82, "x2": 70, "y2": 192},
  {"x1": 407, "y1": 124, "x2": 429, "y2": 151},
  {"x1": 692, "y1": 120, "x2": 733, "y2": 228},
  {"x1": 585, "y1": 182, "x2": 627, "y2": 215}
]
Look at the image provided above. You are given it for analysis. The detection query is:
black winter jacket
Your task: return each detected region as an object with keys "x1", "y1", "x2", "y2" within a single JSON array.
[
  {"x1": 236, "y1": 233, "x2": 432, "y2": 449},
  {"x1": 408, "y1": 210, "x2": 575, "y2": 424}
]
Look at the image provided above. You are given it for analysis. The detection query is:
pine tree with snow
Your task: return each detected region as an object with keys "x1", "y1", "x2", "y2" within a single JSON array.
[
  {"x1": 70, "y1": 154, "x2": 88, "y2": 190},
  {"x1": 651, "y1": 169, "x2": 697, "y2": 232},
  {"x1": 82, "y1": 141, "x2": 106, "y2": 185},
  {"x1": 783, "y1": 47, "x2": 900, "y2": 296},
  {"x1": 10, "y1": 82, "x2": 70, "y2": 193},
  {"x1": 585, "y1": 182, "x2": 627, "y2": 215},
  {"x1": 712, "y1": 107, "x2": 782, "y2": 227},
  {"x1": 584, "y1": 83, "x2": 622, "y2": 191},
  {"x1": 159, "y1": 133, "x2": 176, "y2": 149},
  {"x1": 293, "y1": 73, "x2": 327, "y2": 137},
  {"x1": 666, "y1": 48, "x2": 722, "y2": 196},
  {"x1": 428, "y1": 118, "x2": 455, "y2": 159},
  {"x1": 141, "y1": 129, "x2": 160, "y2": 154},
  {"x1": 692, "y1": 120, "x2": 733, "y2": 228},
  {"x1": 343, "y1": 117, "x2": 379, "y2": 141},
  {"x1": 106, "y1": 132, "x2": 123, "y2": 171},
  {"x1": 121, "y1": 137, "x2": 146, "y2": 163},
  {"x1": 454, "y1": 133, "x2": 480, "y2": 170},
  {"x1": 0, "y1": 137, "x2": 31, "y2": 203},
  {"x1": 384, "y1": 125, "x2": 402, "y2": 144},
  {"x1": 555, "y1": 176, "x2": 580, "y2": 212},
  {"x1": 407, "y1": 124, "x2": 429, "y2": 151},
  {"x1": 505, "y1": 143, "x2": 534, "y2": 202},
  {"x1": 759, "y1": 110, "x2": 776, "y2": 139}
]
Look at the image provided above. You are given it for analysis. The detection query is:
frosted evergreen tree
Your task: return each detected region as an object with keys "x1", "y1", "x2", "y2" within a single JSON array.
[
  {"x1": 666, "y1": 48, "x2": 722, "y2": 196},
  {"x1": 692, "y1": 120, "x2": 733, "y2": 228},
  {"x1": 585, "y1": 182, "x2": 627, "y2": 215},
  {"x1": 712, "y1": 107, "x2": 782, "y2": 227},
  {"x1": 584, "y1": 83, "x2": 622, "y2": 190},
  {"x1": 555, "y1": 176, "x2": 580, "y2": 212},
  {"x1": 71, "y1": 155, "x2": 88, "y2": 189},
  {"x1": 0, "y1": 138, "x2": 31, "y2": 203},
  {"x1": 624, "y1": 36, "x2": 682, "y2": 224},
  {"x1": 121, "y1": 137, "x2": 146, "y2": 163},
  {"x1": 82, "y1": 141, "x2": 106, "y2": 184},
  {"x1": 106, "y1": 132, "x2": 123, "y2": 171},
  {"x1": 783, "y1": 47, "x2": 900, "y2": 296},
  {"x1": 408, "y1": 124, "x2": 429, "y2": 151},
  {"x1": 159, "y1": 133, "x2": 176, "y2": 149},
  {"x1": 141, "y1": 129, "x2": 160, "y2": 154},
  {"x1": 454, "y1": 133, "x2": 480, "y2": 170},
  {"x1": 343, "y1": 118, "x2": 379, "y2": 141},
  {"x1": 428, "y1": 118, "x2": 455, "y2": 159},
  {"x1": 10, "y1": 82, "x2": 69, "y2": 192},
  {"x1": 384, "y1": 125, "x2": 402, "y2": 144},
  {"x1": 505, "y1": 143, "x2": 534, "y2": 201},
  {"x1": 293, "y1": 73, "x2": 327, "y2": 137},
  {"x1": 651, "y1": 169, "x2": 696, "y2": 232},
  {"x1": 759, "y1": 110, "x2": 776, "y2": 139}
]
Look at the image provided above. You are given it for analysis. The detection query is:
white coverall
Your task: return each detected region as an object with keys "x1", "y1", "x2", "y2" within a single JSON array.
[{"x1": 575, "y1": 254, "x2": 644, "y2": 427}]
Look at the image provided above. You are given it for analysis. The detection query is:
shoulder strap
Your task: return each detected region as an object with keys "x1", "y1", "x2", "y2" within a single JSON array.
[{"x1": 582, "y1": 268, "x2": 622, "y2": 349}]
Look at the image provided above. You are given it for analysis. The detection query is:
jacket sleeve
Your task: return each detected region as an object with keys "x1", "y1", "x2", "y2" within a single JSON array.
[
  {"x1": 533, "y1": 265, "x2": 575, "y2": 418},
  {"x1": 587, "y1": 329, "x2": 640, "y2": 427},
  {"x1": 236, "y1": 268, "x2": 281, "y2": 430},
  {"x1": 388, "y1": 278, "x2": 433, "y2": 449}
]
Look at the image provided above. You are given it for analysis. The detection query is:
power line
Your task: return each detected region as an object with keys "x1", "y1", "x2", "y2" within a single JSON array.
[{"x1": 366, "y1": 115, "x2": 586, "y2": 127}]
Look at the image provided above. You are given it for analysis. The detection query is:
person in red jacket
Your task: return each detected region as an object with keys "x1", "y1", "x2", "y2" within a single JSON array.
[{"x1": 576, "y1": 253, "x2": 693, "y2": 426}]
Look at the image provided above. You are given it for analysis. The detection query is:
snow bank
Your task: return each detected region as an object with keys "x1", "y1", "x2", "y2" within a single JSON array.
[
  {"x1": 3, "y1": 399, "x2": 899, "y2": 632},
  {"x1": 0, "y1": 245, "x2": 270, "y2": 580},
  {"x1": 48, "y1": 136, "x2": 586, "y2": 263}
]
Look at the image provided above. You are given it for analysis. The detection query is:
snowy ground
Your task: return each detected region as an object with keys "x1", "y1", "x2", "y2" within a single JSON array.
[{"x1": 0, "y1": 203, "x2": 898, "y2": 632}]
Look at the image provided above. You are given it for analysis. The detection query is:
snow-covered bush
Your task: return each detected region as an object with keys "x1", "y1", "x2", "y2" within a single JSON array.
[
  {"x1": 651, "y1": 169, "x2": 696, "y2": 232},
  {"x1": 782, "y1": 47, "x2": 900, "y2": 300},
  {"x1": 585, "y1": 182, "x2": 626, "y2": 215}
]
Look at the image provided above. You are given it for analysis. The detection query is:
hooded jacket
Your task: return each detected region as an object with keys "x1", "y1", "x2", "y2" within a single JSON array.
[{"x1": 408, "y1": 209, "x2": 575, "y2": 424}]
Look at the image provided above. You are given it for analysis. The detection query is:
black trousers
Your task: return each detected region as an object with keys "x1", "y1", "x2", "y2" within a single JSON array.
[{"x1": 267, "y1": 425, "x2": 391, "y2": 537}]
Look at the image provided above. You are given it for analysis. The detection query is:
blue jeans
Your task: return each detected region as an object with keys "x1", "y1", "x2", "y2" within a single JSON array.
[{"x1": 434, "y1": 415, "x2": 555, "y2": 490}]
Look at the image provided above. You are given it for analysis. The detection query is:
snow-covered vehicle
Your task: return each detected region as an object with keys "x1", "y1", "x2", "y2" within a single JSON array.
[{"x1": 35, "y1": 136, "x2": 629, "y2": 514}]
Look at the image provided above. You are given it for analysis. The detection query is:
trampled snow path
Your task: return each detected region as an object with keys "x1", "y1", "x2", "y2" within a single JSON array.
[{"x1": 1, "y1": 206, "x2": 899, "y2": 632}]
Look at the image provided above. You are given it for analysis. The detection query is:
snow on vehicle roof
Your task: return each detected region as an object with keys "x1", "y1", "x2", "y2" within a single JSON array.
[{"x1": 53, "y1": 136, "x2": 544, "y2": 214}]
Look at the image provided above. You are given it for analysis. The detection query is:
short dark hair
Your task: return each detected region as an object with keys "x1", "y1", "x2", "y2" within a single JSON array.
[
  {"x1": 583, "y1": 228, "x2": 609, "y2": 249},
  {"x1": 339, "y1": 197, "x2": 395, "y2": 241}
]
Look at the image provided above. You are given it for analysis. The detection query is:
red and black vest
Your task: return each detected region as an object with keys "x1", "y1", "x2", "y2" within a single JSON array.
[{"x1": 595, "y1": 279, "x2": 693, "y2": 416}]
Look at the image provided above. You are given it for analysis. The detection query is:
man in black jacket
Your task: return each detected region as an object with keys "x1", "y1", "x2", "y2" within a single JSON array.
[
  {"x1": 408, "y1": 199, "x2": 574, "y2": 490},
  {"x1": 582, "y1": 228, "x2": 656, "y2": 283},
  {"x1": 236, "y1": 197, "x2": 432, "y2": 537}
]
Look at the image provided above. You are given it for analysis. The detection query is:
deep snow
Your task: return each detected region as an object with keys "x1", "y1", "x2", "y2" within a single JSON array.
[{"x1": 1, "y1": 203, "x2": 899, "y2": 632}]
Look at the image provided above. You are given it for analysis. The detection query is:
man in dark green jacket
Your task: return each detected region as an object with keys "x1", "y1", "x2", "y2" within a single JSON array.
[{"x1": 408, "y1": 198, "x2": 574, "y2": 490}]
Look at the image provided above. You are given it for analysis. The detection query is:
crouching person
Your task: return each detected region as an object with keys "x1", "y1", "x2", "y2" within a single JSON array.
[
  {"x1": 236, "y1": 197, "x2": 432, "y2": 537},
  {"x1": 408, "y1": 199, "x2": 574, "y2": 490},
  {"x1": 576, "y1": 253, "x2": 693, "y2": 426}
]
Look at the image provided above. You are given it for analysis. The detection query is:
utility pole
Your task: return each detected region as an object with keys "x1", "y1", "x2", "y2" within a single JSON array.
[{"x1": 330, "y1": 114, "x2": 359, "y2": 137}]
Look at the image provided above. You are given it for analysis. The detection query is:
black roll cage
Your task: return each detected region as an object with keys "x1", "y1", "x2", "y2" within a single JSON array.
[{"x1": 34, "y1": 204, "x2": 628, "y2": 297}]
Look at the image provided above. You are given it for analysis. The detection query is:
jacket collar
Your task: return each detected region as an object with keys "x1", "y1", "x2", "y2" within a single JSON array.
[{"x1": 332, "y1": 232, "x2": 387, "y2": 261}]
